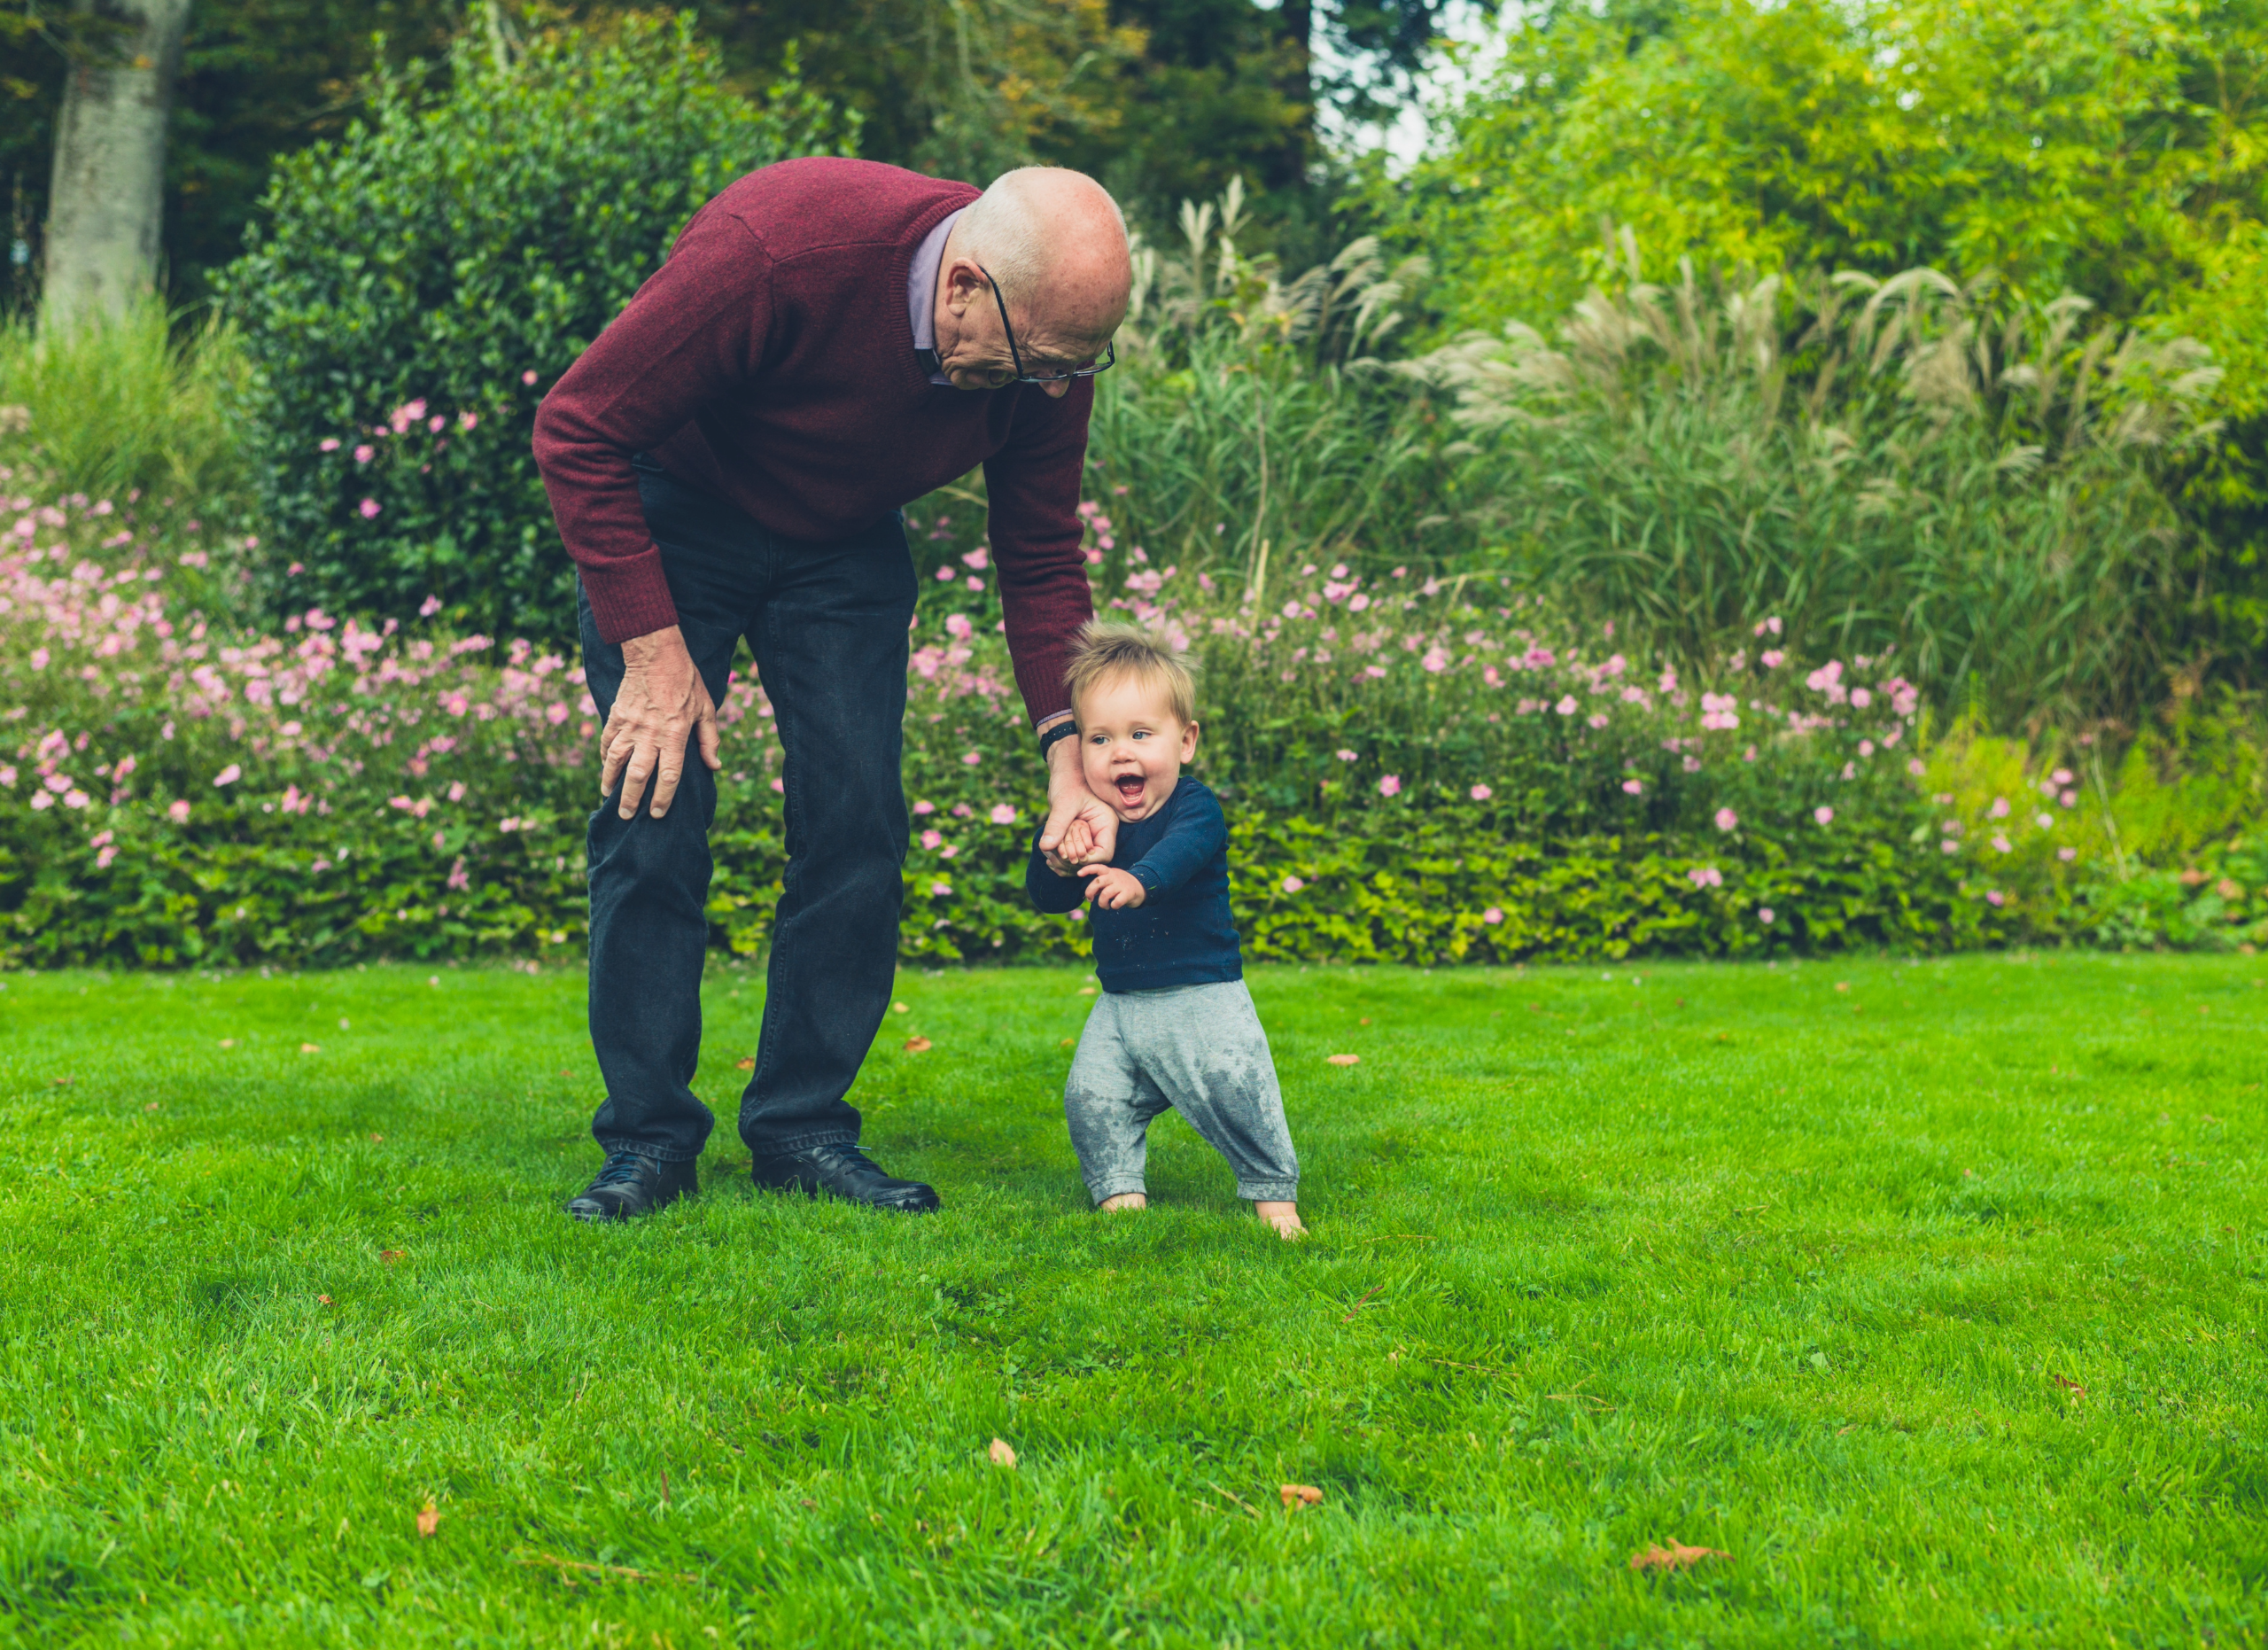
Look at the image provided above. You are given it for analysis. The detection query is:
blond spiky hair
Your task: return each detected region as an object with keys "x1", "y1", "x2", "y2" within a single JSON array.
[{"x1": 1064, "y1": 620, "x2": 1198, "y2": 726}]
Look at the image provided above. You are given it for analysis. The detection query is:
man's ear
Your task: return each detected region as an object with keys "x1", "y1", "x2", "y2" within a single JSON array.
[{"x1": 942, "y1": 258, "x2": 986, "y2": 316}]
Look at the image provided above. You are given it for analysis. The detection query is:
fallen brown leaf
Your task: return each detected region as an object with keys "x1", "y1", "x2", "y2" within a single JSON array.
[
  {"x1": 904, "y1": 1037, "x2": 933, "y2": 1054},
  {"x1": 1834, "y1": 982, "x2": 1850, "y2": 992},
  {"x1": 51, "y1": 1076, "x2": 73, "y2": 1087},
  {"x1": 300, "y1": 1043, "x2": 321, "y2": 1054},
  {"x1": 2053, "y1": 1374, "x2": 2088, "y2": 1398},
  {"x1": 557, "y1": 1069, "x2": 572, "y2": 1078},
  {"x1": 892, "y1": 1001, "x2": 910, "y2": 1014},
  {"x1": 144, "y1": 1101, "x2": 160, "y2": 1112},
  {"x1": 369, "y1": 1132, "x2": 384, "y2": 1144},
  {"x1": 1060, "y1": 1037, "x2": 1076, "y2": 1047},
  {"x1": 316, "y1": 1294, "x2": 333, "y2": 1306},
  {"x1": 1340, "y1": 1284, "x2": 1383, "y2": 1322},
  {"x1": 735, "y1": 1056, "x2": 756, "y2": 1070},
  {"x1": 988, "y1": 1437, "x2": 1017, "y2": 1468},
  {"x1": 1326, "y1": 1054, "x2": 1360, "y2": 1066},
  {"x1": 1629, "y1": 1541, "x2": 1727, "y2": 1573},
  {"x1": 1280, "y1": 1483, "x2": 1324, "y2": 1508},
  {"x1": 218, "y1": 1038, "x2": 235, "y2": 1048},
  {"x1": 380, "y1": 1249, "x2": 405, "y2": 1265},
  {"x1": 416, "y1": 1503, "x2": 440, "y2": 1538}
]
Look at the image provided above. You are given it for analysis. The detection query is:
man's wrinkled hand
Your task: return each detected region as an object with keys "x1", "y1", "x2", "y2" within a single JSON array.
[
  {"x1": 599, "y1": 624, "x2": 720, "y2": 821},
  {"x1": 1038, "y1": 731, "x2": 1117, "y2": 868}
]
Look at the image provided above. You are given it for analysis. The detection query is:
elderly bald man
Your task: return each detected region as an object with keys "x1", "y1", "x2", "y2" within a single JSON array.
[{"x1": 532, "y1": 160, "x2": 1131, "y2": 1221}]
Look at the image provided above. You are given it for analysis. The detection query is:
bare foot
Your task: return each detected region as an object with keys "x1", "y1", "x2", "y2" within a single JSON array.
[
  {"x1": 1098, "y1": 1192, "x2": 1147, "y2": 1213},
  {"x1": 1254, "y1": 1200, "x2": 1305, "y2": 1241}
]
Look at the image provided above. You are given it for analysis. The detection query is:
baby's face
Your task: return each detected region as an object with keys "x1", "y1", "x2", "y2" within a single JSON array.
[{"x1": 1076, "y1": 673, "x2": 1198, "y2": 823}]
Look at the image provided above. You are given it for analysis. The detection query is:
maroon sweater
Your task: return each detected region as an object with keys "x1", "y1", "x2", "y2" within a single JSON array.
[{"x1": 531, "y1": 158, "x2": 1095, "y2": 726}]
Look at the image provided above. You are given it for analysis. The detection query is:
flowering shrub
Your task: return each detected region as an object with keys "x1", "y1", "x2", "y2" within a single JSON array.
[
  {"x1": 2, "y1": 481, "x2": 2262, "y2": 969},
  {"x1": 219, "y1": 16, "x2": 848, "y2": 641}
]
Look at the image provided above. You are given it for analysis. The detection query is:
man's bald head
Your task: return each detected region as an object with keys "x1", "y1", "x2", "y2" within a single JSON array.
[{"x1": 951, "y1": 167, "x2": 1131, "y2": 354}]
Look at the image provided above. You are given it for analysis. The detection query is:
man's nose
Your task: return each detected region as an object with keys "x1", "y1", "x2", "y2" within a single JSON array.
[{"x1": 1043, "y1": 379, "x2": 1072, "y2": 400}]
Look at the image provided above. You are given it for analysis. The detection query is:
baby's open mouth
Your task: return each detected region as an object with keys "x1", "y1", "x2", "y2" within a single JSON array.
[{"x1": 1114, "y1": 774, "x2": 1146, "y2": 806}]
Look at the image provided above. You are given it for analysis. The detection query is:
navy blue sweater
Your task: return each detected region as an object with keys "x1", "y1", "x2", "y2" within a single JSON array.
[{"x1": 1026, "y1": 777, "x2": 1242, "y2": 992}]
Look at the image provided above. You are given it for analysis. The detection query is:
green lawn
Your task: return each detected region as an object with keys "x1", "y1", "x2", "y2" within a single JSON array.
[{"x1": 0, "y1": 953, "x2": 2262, "y2": 1646}]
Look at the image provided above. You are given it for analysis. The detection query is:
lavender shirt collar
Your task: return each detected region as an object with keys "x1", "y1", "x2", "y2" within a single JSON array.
[{"x1": 908, "y1": 206, "x2": 966, "y2": 387}]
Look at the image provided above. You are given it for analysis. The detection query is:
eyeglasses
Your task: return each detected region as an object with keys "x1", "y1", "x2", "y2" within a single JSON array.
[{"x1": 977, "y1": 263, "x2": 1116, "y2": 386}]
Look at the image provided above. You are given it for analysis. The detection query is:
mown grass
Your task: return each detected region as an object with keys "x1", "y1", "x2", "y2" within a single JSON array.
[{"x1": 0, "y1": 953, "x2": 2261, "y2": 1646}]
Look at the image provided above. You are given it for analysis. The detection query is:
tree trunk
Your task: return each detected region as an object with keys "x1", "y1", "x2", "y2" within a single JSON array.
[{"x1": 40, "y1": 0, "x2": 195, "y2": 335}]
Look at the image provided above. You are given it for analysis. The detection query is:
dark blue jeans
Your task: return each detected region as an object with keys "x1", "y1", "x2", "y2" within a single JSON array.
[{"x1": 579, "y1": 459, "x2": 916, "y2": 1164}]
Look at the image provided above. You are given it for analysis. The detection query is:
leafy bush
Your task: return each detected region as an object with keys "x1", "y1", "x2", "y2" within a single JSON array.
[
  {"x1": 218, "y1": 15, "x2": 850, "y2": 642},
  {"x1": 5, "y1": 476, "x2": 2261, "y2": 970}
]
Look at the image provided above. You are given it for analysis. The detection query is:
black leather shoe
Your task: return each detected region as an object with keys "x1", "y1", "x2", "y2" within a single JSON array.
[
  {"x1": 752, "y1": 1142, "x2": 939, "y2": 1213},
  {"x1": 565, "y1": 1150, "x2": 699, "y2": 1223}
]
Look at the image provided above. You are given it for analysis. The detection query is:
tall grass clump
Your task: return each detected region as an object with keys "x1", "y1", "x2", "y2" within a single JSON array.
[
  {"x1": 0, "y1": 298, "x2": 252, "y2": 510},
  {"x1": 1402, "y1": 241, "x2": 2225, "y2": 728},
  {"x1": 1080, "y1": 181, "x2": 1476, "y2": 580}
]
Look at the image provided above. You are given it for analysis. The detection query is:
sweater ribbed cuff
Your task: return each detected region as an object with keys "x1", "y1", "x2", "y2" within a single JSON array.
[{"x1": 577, "y1": 548, "x2": 681, "y2": 647}]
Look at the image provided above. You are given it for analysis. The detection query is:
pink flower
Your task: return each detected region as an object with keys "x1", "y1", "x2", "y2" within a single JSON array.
[
  {"x1": 1991, "y1": 834, "x2": 2012, "y2": 853},
  {"x1": 2051, "y1": 767, "x2": 2075, "y2": 786},
  {"x1": 319, "y1": 437, "x2": 341, "y2": 453},
  {"x1": 95, "y1": 844, "x2": 116, "y2": 869},
  {"x1": 931, "y1": 880, "x2": 952, "y2": 897},
  {"x1": 1849, "y1": 687, "x2": 1873, "y2": 709},
  {"x1": 2035, "y1": 813, "x2": 2054, "y2": 829},
  {"x1": 2060, "y1": 790, "x2": 2078, "y2": 807},
  {"x1": 353, "y1": 445, "x2": 375, "y2": 464},
  {"x1": 63, "y1": 790, "x2": 89, "y2": 809},
  {"x1": 961, "y1": 547, "x2": 990, "y2": 571},
  {"x1": 1759, "y1": 650, "x2": 1785, "y2": 669},
  {"x1": 1471, "y1": 784, "x2": 1493, "y2": 801},
  {"x1": 1908, "y1": 759, "x2": 1927, "y2": 777},
  {"x1": 990, "y1": 804, "x2": 1018, "y2": 824},
  {"x1": 1714, "y1": 807, "x2": 1738, "y2": 831},
  {"x1": 213, "y1": 764, "x2": 242, "y2": 787},
  {"x1": 1282, "y1": 876, "x2": 1304, "y2": 893},
  {"x1": 522, "y1": 370, "x2": 539, "y2": 385},
  {"x1": 913, "y1": 799, "x2": 936, "y2": 816},
  {"x1": 1587, "y1": 712, "x2": 1610, "y2": 730},
  {"x1": 359, "y1": 498, "x2": 382, "y2": 519},
  {"x1": 1988, "y1": 797, "x2": 2010, "y2": 819},
  {"x1": 960, "y1": 751, "x2": 983, "y2": 767},
  {"x1": 2058, "y1": 846, "x2": 2078, "y2": 861},
  {"x1": 458, "y1": 410, "x2": 478, "y2": 432},
  {"x1": 1986, "y1": 890, "x2": 2006, "y2": 907},
  {"x1": 1941, "y1": 839, "x2": 1961, "y2": 853},
  {"x1": 1379, "y1": 774, "x2": 1402, "y2": 798},
  {"x1": 419, "y1": 595, "x2": 442, "y2": 617},
  {"x1": 0, "y1": 767, "x2": 12, "y2": 787},
  {"x1": 28, "y1": 647, "x2": 47, "y2": 671},
  {"x1": 1758, "y1": 907, "x2": 1775, "y2": 924},
  {"x1": 1814, "y1": 806, "x2": 1834, "y2": 825},
  {"x1": 1555, "y1": 696, "x2": 1578, "y2": 716},
  {"x1": 1688, "y1": 866, "x2": 1723, "y2": 888},
  {"x1": 1622, "y1": 779, "x2": 1643, "y2": 796},
  {"x1": 1481, "y1": 907, "x2": 1503, "y2": 924},
  {"x1": 167, "y1": 799, "x2": 190, "y2": 823},
  {"x1": 30, "y1": 792, "x2": 52, "y2": 811},
  {"x1": 447, "y1": 781, "x2": 467, "y2": 803},
  {"x1": 945, "y1": 613, "x2": 974, "y2": 640},
  {"x1": 934, "y1": 566, "x2": 955, "y2": 581},
  {"x1": 1335, "y1": 750, "x2": 1357, "y2": 762},
  {"x1": 920, "y1": 829, "x2": 943, "y2": 851},
  {"x1": 1422, "y1": 646, "x2": 1449, "y2": 673}
]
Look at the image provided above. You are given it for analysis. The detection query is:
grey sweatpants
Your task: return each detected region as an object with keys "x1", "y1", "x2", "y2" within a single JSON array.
[{"x1": 1064, "y1": 979, "x2": 1299, "y2": 1205}]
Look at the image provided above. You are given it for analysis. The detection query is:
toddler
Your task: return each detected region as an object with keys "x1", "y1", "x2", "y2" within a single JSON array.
[{"x1": 1027, "y1": 622, "x2": 1303, "y2": 1239}]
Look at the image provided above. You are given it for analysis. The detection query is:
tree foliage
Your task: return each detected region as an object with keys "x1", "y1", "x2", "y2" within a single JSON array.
[{"x1": 1387, "y1": 0, "x2": 2268, "y2": 670}]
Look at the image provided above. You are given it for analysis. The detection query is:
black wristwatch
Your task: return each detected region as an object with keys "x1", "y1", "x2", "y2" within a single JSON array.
[{"x1": 1037, "y1": 719, "x2": 1079, "y2": 759}]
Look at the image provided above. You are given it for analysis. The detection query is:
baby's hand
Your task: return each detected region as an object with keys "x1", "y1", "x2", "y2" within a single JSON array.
[
  {"x1": 1079, "y1": 865, "x2": 1146, "y2": 910},
  {"x1": 1054, "y1": 816, "x2": 1098, "y2": 865}
]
